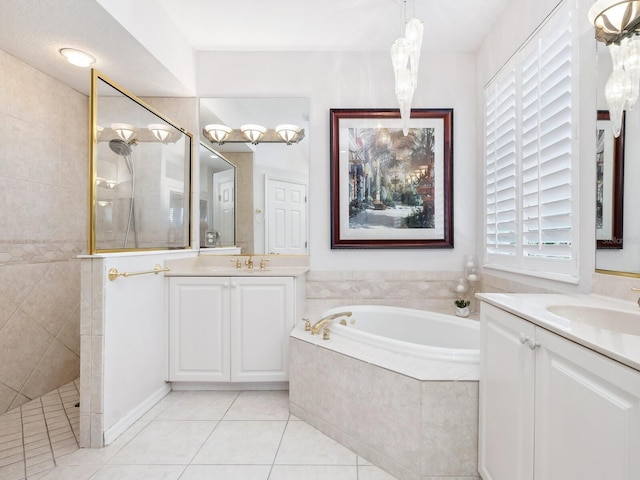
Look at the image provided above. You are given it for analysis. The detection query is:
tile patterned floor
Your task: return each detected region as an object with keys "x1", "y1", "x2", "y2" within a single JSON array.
[
  {"x1": 0, "y1": 379, "x2": 80, "y2": 480},
  {"x1": 0, "y1": 387, "x2": 398, "y2": 480}
]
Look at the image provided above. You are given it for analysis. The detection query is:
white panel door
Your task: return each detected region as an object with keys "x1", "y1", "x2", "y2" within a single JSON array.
[
  {"x1": 266, "y1": 178, "x2": 307, "y2": 255},
  {"x1": 534, "y1": 328, "x2": 640, "y2": 480},
  {"x1": 212, "y1": 169, "x2": 235, "y2": 246},
  {"x1": 169, "y1": 277, "x2": 231, "y2": 382},
  {"x1": 479, "y1": 303, "x2": 536, "y2": 480},
  {"x1": 230, "y1": 277, "x2": 294, "y2": 382}
]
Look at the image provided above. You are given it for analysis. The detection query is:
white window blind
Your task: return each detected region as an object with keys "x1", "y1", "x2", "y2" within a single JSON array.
[{"x1": 484, "y1": 1, "x2": 578, "y2": 281}]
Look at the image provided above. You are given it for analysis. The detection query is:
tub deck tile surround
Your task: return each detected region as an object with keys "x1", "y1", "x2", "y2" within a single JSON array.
[{"x1": 289, "y1": 326, "x2": 480, "y2": 480}]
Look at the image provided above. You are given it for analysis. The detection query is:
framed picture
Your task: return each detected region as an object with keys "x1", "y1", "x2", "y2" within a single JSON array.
[
  {"x1": 596, "y1": 110, "x2": 624, "y2": 249},
  {"x1": 330, "y1": 108, "x2": 453, "y2": 249}
]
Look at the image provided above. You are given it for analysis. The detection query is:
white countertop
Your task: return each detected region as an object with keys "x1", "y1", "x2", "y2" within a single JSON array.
[{"x1": 477, "y1": 293, "x2": 640, "y2": 372}]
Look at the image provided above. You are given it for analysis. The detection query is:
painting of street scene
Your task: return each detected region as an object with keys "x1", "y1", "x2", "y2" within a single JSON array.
[{"x1": 348, "y1": 126, "x2": 435, "y2": 230}]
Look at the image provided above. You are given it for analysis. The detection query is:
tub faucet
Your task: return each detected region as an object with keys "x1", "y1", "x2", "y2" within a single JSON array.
[
  {"x1": 310, "y1": 311, "x2": 352, "y2": 335},
  {"x1": 245, "y1": 256, "x2": 254, "y2": 269}
]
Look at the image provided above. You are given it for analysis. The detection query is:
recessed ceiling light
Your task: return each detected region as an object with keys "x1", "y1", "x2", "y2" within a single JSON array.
[{"x1": 59, "y1": 48, "x2": 96, "y2": 67}]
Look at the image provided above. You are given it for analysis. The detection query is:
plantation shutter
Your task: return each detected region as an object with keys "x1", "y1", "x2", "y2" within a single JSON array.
[
  {"x1": 483, "y1": 0, "x2": 577, "y2": 281},
  {"x1": 485, "y1": 66, "x2": 517, "y2": 257},
  {"x1": 521, "y1": 18, "x2": 573, "y2": 262}
]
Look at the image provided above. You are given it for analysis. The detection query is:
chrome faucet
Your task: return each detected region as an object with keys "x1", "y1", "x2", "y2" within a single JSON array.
[{"x1": 310, "y1": 311, "x2": 352, "y2": 335}]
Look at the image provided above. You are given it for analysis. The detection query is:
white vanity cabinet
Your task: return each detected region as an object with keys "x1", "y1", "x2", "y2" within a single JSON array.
[
  {"x1": 479, "y1": 302, "x2": 640, "y2": 480},
  {"x1": 169, "y1": 275, "x2": 295, "y2": 383}
]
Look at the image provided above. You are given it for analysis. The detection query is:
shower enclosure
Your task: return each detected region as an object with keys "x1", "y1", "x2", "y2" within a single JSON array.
[{"x1": 90, "y1": 71, "x2": 192, "y2": 253}]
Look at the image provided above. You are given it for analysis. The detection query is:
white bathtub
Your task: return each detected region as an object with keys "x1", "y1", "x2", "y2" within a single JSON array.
[
  {"x1": 289, "y1": 304, "x2": 481, "y2": 480},
  {"x1": 322, "y1": 304, "x2": 479, "y2": 364}
]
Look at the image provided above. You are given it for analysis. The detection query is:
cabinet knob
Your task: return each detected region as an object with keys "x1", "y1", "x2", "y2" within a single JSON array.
[
  {"x1": 519, "y1": 333, "x2": 528, "y2": 345},
  {"x1": 527, "y1": 338, "x2": 541, "y2": 350}
]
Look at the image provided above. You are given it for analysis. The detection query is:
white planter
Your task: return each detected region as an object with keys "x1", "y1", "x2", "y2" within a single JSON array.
[{"x1": 456, "y1": 306, "x2": 470, "y2": 318}]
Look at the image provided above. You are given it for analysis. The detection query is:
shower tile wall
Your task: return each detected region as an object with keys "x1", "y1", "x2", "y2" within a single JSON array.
[
  {"x1": 0, "y1": 49, "x2": 88, "y2": 414},
  {"x1": 304, "y1": 270, "x2": 467, "y2": 320}
]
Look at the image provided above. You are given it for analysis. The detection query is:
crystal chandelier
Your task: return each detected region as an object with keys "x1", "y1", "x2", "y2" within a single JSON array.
[
  {"x1": 391, "y1": 1, "x2": 423, "y2": 135},
  {"x1": 589, "y1": 0, "x2": 640, "y2": 136}
]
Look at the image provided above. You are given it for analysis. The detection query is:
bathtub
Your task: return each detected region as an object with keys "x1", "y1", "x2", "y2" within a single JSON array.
[
  {"x1": 322, "y1": 304, "x2": 479, "y2": 363},
  {"x1": 289, "y1": 305, "x2": 481, "y2": 480}
]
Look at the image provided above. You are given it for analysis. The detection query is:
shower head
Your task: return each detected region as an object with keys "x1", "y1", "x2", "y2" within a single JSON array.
[{"x1": 109, "y1": 138, "x2": 132, "y2": 156}]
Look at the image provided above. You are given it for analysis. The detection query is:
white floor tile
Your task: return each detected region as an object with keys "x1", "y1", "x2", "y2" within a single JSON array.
[
  {"x1": 38, "y1": 464, "x2": 102, "y2": 480},
  {"x1": 180, "y1": 464, "x2": 271, "y2": 480},
  {"x1": 223, "y1": 391, "x2": 290, "y2": 421},
  {"x1": 108, "y1": 421, "x2": 216, "y2": 465},
  {"x1": 269, "y1": 465, "x2": 358, "y2": 480},
  {"x1": 191, "y1": 420, "x2": 286, "y2": 465},
  {"x1": 54, "y1": 445, "x2": 120, "y2": 466},
  {"x1": 358, "y1": 465, "x2": 401, "y2": 480},
  {"x1": 155, "y1": 391, "x2": 240, "y2": 421},
  {"x1": 274, "y1": 421, "x2": 358, "y2": 465},
  {"x1": 89, "y1": 464, "x2": 186, "y2": 480}
]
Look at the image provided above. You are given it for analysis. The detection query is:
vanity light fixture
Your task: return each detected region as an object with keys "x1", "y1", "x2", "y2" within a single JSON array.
[
  {"x1": 204, "y1": 124, "x2": 232, "y2": 144},
  {"x1": 275, "y1": 124, "x2": 302, "y2": 144},
  {"x1": 240, "y1": 124, "x2": 267, "y2": 144},
  {"x1": 111, "y1": 123, "x2": 136, "y2": 142},
  {"x1": 391, "y1": 1, "x2": 423, "y2": 135},
  {"x1": 148, "y1": 123, "x2": 172, "y2": 143},
  {"x1": 589, "y1": 0, "x2": 640, "y2": 136},
  {"x1": 59, "y1": 47, "x2": 96, "y2": 67},
  {"x1": 202, "y1": 125, "x2": 306, "y2": 146}
]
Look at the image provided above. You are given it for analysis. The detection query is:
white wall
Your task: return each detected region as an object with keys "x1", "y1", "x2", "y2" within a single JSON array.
[{"x1": 196, "y1": 50, "x2": 478, "y2": 272}]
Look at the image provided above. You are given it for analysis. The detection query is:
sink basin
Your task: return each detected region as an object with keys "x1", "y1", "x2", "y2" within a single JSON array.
[{"x1": 546, "y1": 305, "x2": 640, "y2": 335}]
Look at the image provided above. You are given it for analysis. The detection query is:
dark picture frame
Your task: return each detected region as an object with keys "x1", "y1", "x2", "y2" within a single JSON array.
[
  {"x1": 596, "y1": 110, "x2": 625, "y2": 249},
  {"x1": 330, "y1": 108, "x2": 453, "y2": 249}
]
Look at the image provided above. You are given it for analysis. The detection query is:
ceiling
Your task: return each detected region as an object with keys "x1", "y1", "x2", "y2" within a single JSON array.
[{"x1": 0, "y1": 0, "x2": 511, "y2": 97}]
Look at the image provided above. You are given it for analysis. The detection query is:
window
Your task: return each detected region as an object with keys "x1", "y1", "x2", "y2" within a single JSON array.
[{"x1": 484, "y1": 1, "x2": 578, "y2": 282}]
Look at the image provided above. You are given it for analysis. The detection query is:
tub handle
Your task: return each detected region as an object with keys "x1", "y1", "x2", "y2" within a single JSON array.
[{"x1": 322, "y1": 327, "x2": 330, "y2": 340}]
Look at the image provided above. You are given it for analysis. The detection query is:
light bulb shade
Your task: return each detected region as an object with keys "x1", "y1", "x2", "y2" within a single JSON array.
[
  {"x1": 275, "y1": 124, "x2": 302, "y2": 144},
  {"x1": 59, "y1": 48, "x2": 96, "y2": 67},
  {"x1": 204, "y1": 124, "x2": 232, "y2": 144},
  {"x1": 111, "y1": 123, "x2": 136, "y2": 142},
  {"x1": 589, "y1": 0, "x2": 640, "y2": 43},
  {"x1": 605, "y1": 68, "x2": 627, "y2": 137},
  {"x1": 148, "y1": 123, "x2": 172, "y2": 142},
  {"x1": 240, "y1": 124, "x2": 266, "y2": 144},
  {"x1": 405, "y1": 18, "x2": 424, "y2": 90}
]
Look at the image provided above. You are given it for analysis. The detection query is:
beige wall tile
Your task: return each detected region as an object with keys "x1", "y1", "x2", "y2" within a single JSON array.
[{"x1": 21, "y1": 340, "x2": 80, "y2": 399}]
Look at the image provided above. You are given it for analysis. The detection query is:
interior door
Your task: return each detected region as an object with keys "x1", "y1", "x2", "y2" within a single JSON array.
[
  {"x1": 212, "y1": 169, "x2": 235, "y2": 245},
  {"x1": 266, "y1": 177, "x2": 307, "y2": 254}
]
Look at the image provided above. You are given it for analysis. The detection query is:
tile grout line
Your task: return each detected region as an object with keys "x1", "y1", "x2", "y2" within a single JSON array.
[
  {"x1": 266, "y1": 413, "x2": 291, "y2": 480},
  {"x1": 19, "y1": 403, "x2": 26, "y2": 480}
]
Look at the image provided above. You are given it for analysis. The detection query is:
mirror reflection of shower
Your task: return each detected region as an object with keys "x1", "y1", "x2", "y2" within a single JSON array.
[{"x1": 108, "y1": 138, "x2": 139, "y2": 248}]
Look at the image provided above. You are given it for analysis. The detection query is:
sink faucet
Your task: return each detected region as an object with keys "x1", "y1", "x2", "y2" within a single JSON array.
[
  {"x1": 245, "y1": 256, "x2": 254, "y2": 269},
  {"x1": 310, "y1": 311, "x2": 352, "y2": 335}
]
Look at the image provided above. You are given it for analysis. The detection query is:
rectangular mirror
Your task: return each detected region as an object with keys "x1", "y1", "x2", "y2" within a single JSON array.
[
  {"x1": 199, "y1": 98, "x2": 309, "y2": 255},
  {"x1": 199, "y1": 142, "x2": 236, "y2": 248},
  {"x1": 90, "y1": 71, "x2": 192, "y2": 253}
]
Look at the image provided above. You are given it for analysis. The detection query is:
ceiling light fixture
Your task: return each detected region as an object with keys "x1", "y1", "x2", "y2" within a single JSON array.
[
  {"x1": 148, "y1": 123, "x2": 172, "y2": 143},
  {"x1": 589, "y1": 0, "x2": 640, "y2": 136},
  {"x1": 59, "y1": 48, "x2": 96, "y2": 67},
  {"x1": 111, "y1": 123, "x2": 137, "y2": 142},
  {"x1": 391, "y1": 1, "x2": 423, "y2": 135},
  {"x1": 240, "y1": 124, "x2": 267, "y2": 144},
  {"x1": 275, "y1": 124, "x2": 302, "y2": 145},
  {"x1": 204, "y1": 124, "x2": 233, "y2": 144}
]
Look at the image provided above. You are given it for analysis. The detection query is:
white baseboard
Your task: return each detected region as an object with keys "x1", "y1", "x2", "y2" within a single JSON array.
[{"x1": 103, "y1": 383, "x2": 171, "y2": 446}]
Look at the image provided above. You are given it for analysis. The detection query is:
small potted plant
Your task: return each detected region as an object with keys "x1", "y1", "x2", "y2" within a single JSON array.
[{"x1": 454, "y1": 299, "x2": 471, "y2": 318}]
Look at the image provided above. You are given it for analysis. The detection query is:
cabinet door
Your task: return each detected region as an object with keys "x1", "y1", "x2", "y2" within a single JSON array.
[
  {"x1": 479, "y1": 303, "x2": 536, "y2": 480},
  {"x1": 534, "y1": 328, "x2": 640, "y2": 480},
  {"x1": 230, "y1": 277, "x2": 294, "y2": 382},
  {"x1": 169, "y1": 277, "x2": 230, "y2": 382}
]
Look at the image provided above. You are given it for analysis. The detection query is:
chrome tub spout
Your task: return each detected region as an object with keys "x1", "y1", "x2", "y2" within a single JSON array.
[{"x1": 310, "y1": 311, "x2": 352, "y2": 335}]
